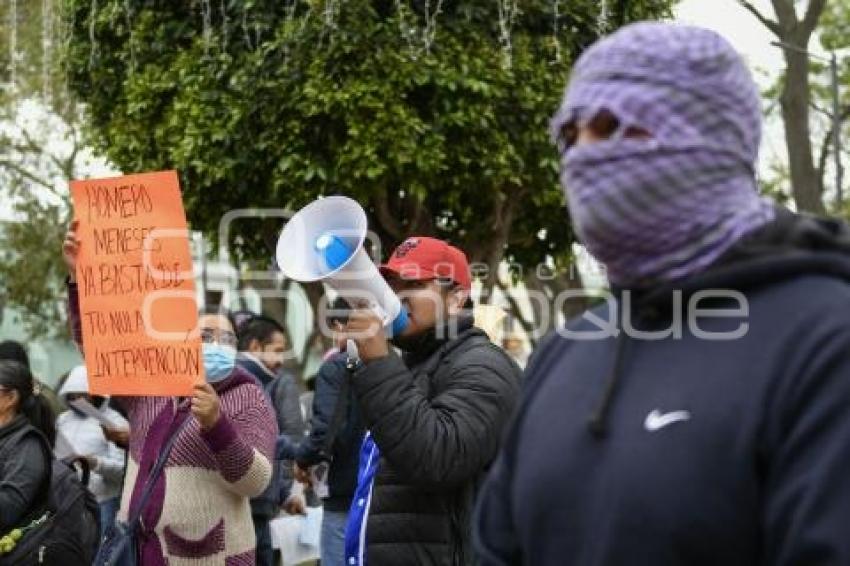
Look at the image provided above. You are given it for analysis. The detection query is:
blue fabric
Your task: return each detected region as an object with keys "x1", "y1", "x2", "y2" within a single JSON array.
[
  {"x1": 98, "y1": 497, "x2": 120, "y2": 541},
  {"x1": 344, "y1": 433, "x2": 380, "y2": 566},
  {"x1": 321, "y1": 509, "x2": 349, "y2": 566},
  {"x1": 202, "y1": 343, "x2": 236, "y2": 382}
]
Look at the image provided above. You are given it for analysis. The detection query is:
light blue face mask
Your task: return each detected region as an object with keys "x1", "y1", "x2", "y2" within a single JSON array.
[{"x1": 202, "y1": 343, "x2": 236, "y2": 383}]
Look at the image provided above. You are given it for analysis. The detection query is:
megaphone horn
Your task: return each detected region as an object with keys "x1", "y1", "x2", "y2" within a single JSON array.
[{"x1": 276, "y1": 196, "x2": 409, "y2": 337}]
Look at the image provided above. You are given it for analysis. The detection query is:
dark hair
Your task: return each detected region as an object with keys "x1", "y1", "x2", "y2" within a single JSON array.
[
  {"x1": 198, "y1": 306, "x2": 236, "y2": 332},
  {"x1": 0, "y1": 361, "x2": 56, "y2": 446},
  {"x1": 0, "y1": 340, "x2": 30, "y2": 369},
  {"x1": 326, "y1": 297, "x2": 352, "y2": 327},
  {"x1": 435, "y1": 279, "x2": 475, "y2": 310},
  {"x1": 231, "y1": 310, "x2": 258, "y2": 333},
  {"x1": 237, "y1": 315, "x2": 287, "y2": 351}
]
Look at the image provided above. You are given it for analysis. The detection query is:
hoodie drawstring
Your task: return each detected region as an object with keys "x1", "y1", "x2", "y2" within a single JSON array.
[{"x1": 588, "y1": 330, "x2": 629, "y2": 438}]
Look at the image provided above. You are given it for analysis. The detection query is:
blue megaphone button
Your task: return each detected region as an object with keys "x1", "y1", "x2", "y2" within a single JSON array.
[
  {"x1": 316, "y1": 233, "x2": 354, "y2": 271},
  {"x1": 389, "y1": 308, "x2": 410, "y2": 337}
]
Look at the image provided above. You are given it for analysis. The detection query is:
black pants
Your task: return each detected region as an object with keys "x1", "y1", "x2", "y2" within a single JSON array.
[{"x1": 253, "y1": 515, "x2": 274, "y2": 566}]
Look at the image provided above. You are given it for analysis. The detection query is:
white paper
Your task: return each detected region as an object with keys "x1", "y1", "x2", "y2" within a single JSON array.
[
  {"x1": 270, "y1": 508, "x2": 322, "y2": 564},
  {"x1": 69, "y1": 398, "x2": 126, "y2": 429},
  {"x1": 299, "y1": 506, "x2": 323, "y2": 547}
]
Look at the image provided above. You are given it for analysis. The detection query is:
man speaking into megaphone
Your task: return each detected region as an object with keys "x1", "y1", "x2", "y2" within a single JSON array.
[{"x1": 338, "y1": 236, "x2": 522, "y2": 566}]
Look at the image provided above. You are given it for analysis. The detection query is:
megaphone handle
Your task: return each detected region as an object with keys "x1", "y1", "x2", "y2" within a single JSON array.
[{"x1": 345, "y1": 339, "x2": 362, "y2": 372}]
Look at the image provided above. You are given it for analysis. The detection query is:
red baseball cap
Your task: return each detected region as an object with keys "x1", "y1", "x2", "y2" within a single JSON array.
[{"x1": 380, "y1": 237, "x2": 472, "y2": 292}]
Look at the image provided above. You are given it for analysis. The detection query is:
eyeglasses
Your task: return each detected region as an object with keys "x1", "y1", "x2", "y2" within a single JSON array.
[{"x1": 200, "y1": 328, "x2": 238, "y2": 348}]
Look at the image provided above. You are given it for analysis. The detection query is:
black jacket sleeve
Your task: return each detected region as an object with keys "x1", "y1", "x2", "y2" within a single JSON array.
[
  {"x1": 275, "y1": 372, "x2": 306, "y2": 443},
  {"x1": 271, "y1": 372, "x2": 306, "y2": 502},
  {"x1": 352, "y1": 343, "x2": 520, "y2": 490},
  {"x1": 0, "y1": 435, "x2": 49, "y2": 531},
  {"x1": 295, "y1": 358, "x2": 347, "y2": 468}
]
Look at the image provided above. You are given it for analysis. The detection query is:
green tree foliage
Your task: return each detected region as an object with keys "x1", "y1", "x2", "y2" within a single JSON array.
[{"x1": 64, "y1": 1, "x2": 674, "y2": 291}]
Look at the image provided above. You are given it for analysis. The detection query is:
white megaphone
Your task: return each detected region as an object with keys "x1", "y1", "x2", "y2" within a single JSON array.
[{"x1": 275, "y1": 196, "x2": 409, "y2": 338}]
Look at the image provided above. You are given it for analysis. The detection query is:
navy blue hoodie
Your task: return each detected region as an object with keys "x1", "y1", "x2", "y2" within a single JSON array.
[{"x1": 474, "y1": 209, "x2": 850, "y2": 565}]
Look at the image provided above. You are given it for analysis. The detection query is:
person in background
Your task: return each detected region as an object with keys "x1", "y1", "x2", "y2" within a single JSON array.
[
  {"x1": 64, "y1": 223, "x2": 278, "y2": 565},
  {"x1": 0, "y1": 340, "x2": 63, "y2": 418},
  {"x1": 55, "y1": 365, "x2": 127, "y2": 536},
  {"x1": 286, "y1": 297, "x2": 364, "y2": 566},
  {"x1": 500, "y1": 332, "x2": 529, "y2": 369},
  {"x1": 0, "y1": 361, "x2": 54, "y2": 534},
  {"x1": 235, "y1": 314, "x2": 306, "y2": 566},
  {"x1": 474, "y1": 22, "x2": 850, "y2": 565}
]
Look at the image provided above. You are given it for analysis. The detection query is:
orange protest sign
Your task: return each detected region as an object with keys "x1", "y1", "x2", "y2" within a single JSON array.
[{"x1": 70, "y1": 170, "x2": 202, "y2": 396}]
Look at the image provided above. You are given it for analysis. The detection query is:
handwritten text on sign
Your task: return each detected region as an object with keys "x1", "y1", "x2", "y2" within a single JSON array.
[{"x1": 70, "y1": 170, "x2": 202, "y2": 396}]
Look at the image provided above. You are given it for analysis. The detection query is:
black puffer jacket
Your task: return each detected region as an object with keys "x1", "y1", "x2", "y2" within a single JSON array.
[{"x1": 352, "y1": 316, "x2": 521, "y2": 565}]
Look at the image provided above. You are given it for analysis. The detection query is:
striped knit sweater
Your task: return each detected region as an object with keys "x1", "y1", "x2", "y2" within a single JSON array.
[
  {"x1": 67, "y1": 283, "x2": 278, "y2": 565},
  {"x1": 119, "y1": 370, "x2": 276, "y2": 566}
]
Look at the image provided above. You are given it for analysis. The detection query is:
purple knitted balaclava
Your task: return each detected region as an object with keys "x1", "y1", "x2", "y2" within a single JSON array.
[{"x1": 551, "y1": 22, "x2": 775, "y2": 287}]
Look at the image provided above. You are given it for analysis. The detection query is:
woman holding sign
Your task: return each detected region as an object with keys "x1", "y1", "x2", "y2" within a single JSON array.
[{"x1": 63, "y1": 224, "x2": 278, "y2": 566}]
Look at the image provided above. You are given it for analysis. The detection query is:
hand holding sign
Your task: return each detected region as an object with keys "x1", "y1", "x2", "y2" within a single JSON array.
[{"x1": 191, "y1": 382, "x2": 221, "y2": 431}]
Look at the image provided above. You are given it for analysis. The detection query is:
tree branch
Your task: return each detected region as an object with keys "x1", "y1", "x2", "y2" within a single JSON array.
[
  {"x1": 816, "y1": 105, "x2": 850, "y2": 195},
  {"x1": 495, "y1": 277, "x2": 536, "y2": 342},
  {"x1": 370, "y1": 194, "x2": 404, "y2": 241},
  {"x1": 408, "y1": 196, "x2": 434, "y2": 235},
  {"x1": 769, "y1": 0, "x2": 798, "y2": 29},
  {"x1": 66, "y1": 135, "x2": 82, "y2": 179},
  {"x1": 18, "y1": 127, "x2": 44, "y2": 155},
  {"x1": 801, "y1": 0, "x2": 827, "y2": 36},
  {"x1": 738, "y1": 0, "x2": 782, "y2": 36},
  {"x1": 810, "y1": 100, "x2": 832, "y2": 117},
  {"x1": 0, "y1": 159, "x2": 58, "y2": 194}
]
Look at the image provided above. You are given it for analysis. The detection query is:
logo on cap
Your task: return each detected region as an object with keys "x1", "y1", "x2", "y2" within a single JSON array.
[{"x1": 394, "y1": 238, "x2": 420, "y2": 259}]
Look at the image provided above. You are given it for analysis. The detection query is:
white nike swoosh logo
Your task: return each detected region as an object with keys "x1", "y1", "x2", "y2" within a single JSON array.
[{"x1": 644, "y1": 409, "x2": 691, "y2": 431}]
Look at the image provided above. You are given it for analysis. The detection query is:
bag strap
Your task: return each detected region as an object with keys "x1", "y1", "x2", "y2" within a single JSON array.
[
  {"x1": 63, "y1": 456, "x2": 92, "y2": 487},
  {"x1": 126, "y1": 415, "x2": 192, "y2": 528}
]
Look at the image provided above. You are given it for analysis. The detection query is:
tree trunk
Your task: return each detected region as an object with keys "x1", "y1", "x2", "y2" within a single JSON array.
[
  {"x1": 740, "y1": 0, "x2": 828, "y2": 213},
  {"x1": 780, "y1": 45, "x2": 825, "y2": 214},
  {"x1": 470, "y1": 189, "x2": 523, "y2": 302}
]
